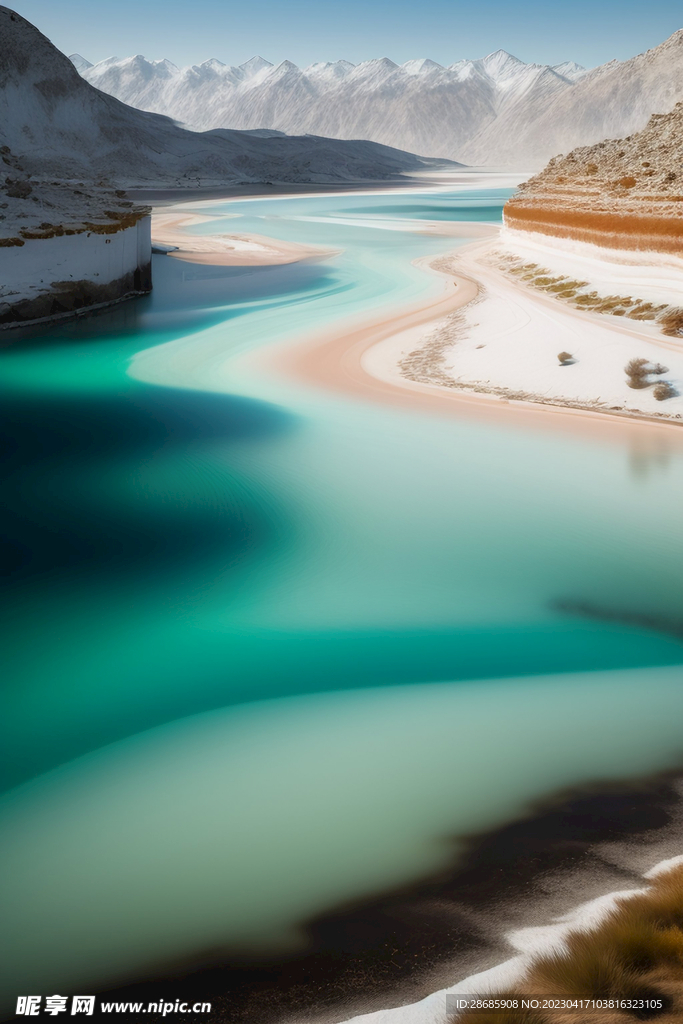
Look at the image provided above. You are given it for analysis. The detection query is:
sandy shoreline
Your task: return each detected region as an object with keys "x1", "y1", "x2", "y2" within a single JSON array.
[
  {"x1": 266, "y1": 232, "x2": 683, "y2": 442},
  {"x1": 339, "y1": 853, "x2": 683, "y2": 1024},
  {"x1": 91, "y1": 766, "x2": 683, "y2": 1024},
  {"x1": 151, "y1": 211, "x2": 337, "y2": 266},
  {"x1": 129, "y1": 169, "x2": 524, "y2": 207}
]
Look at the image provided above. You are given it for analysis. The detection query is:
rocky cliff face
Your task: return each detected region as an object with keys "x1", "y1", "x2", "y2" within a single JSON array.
[
  {"x1": 503, "y1": 101, "x2": 683, "y2": 253},
  {"x1": 0, "y1": 143, "x2": 152, "y2": 327}
]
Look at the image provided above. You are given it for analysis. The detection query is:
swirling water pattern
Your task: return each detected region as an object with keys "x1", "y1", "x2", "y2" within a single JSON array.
[{"x1": 2, "y1": 187, "x2": 683, "y2": 1001}]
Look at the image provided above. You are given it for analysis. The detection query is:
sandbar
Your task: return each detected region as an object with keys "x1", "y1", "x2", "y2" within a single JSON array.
[
  {"x1": 267, "y1": 230, "x2": 683, "y2": 447},
  {"x1": 151, "y1": 211, "x2": 336, "y2": 266}
]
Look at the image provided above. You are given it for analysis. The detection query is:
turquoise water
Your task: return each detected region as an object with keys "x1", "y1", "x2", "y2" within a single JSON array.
[{"x1": 2, "y1": 185, "x2": 683, "y2": 1001}]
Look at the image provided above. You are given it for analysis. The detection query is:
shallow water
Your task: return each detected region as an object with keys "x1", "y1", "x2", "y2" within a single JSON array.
[{"x1": 2, "y1": 184, "x2": 683, "y2": 1001}]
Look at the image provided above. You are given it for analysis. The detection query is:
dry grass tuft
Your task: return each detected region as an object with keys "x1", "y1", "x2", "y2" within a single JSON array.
[
  {"x1": 654, "y1": 381, "x2": 677, "y2": 401},
  {"x1": 450, "y1": 864, "x2": 683, "y2": 1024},
  {"x1": 625, "y1": 358, "x2": 650, "y2": 376},
  {"x1": 625, "y1": 358, "x2": 653, "y2": 389},
  {"x1": 659, "y1": 309, "x2": 683, "y2": 337},
  {"x1": 624, "y1": 359, "x2": 671, "y2": 392}
]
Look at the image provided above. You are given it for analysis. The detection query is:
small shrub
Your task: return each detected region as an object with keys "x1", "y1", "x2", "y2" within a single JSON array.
[
  {"x1": 625, "y1": 357, "x2": 650, "y2": 378},
  {"x1": 650, "y1": 363, "x2": 669, "y2": 375},
  {"x1": 558, "y1": 351, "x2": 573, "y2": 365},
  {"x1": 619, "y1": 175, "x2": 637, "y2": 188},
  {"x1": 654, "y1": 381, "x2": 677, "y2": 401},
  {"x1": 659, "y1": 308, "x2": 683, "y2": 337}
]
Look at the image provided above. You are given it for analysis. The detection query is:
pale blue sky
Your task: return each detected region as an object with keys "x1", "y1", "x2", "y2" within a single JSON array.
[{"x1": 8, "y1": 0, "x2": 683, "y2": 70}]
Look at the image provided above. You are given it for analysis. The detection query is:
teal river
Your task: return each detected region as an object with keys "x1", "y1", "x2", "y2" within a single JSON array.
[{"x1": 2, "y1": 185, "x2": 683, "y2": 1002}]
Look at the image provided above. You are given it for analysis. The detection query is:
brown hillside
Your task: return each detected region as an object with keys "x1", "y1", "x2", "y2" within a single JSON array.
[{"x1": 504, "y1": 102, "x2": 683, "y2": 253}]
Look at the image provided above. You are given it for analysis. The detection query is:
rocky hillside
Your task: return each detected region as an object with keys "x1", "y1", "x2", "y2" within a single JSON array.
[
  {"x1": 504, "y1": 101, "x2": 683, "y2": 253},
  {"x1": 462, "y1": 28, "x2": 683, "y2": 166},
  {"x1": 0, "y1": 6, "x2": 446, "y2": 188},
  {"x1": 0, "y1": 147, "x2": 149, "y2": 245}
]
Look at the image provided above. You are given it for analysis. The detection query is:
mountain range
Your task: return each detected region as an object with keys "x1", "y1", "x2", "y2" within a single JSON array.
[
  {"x1": 72, "y1": 31, "x2": 683, "y2": 167},
  {"x1": 0, "y1": 5, "x2": 447, "y2": 191}
]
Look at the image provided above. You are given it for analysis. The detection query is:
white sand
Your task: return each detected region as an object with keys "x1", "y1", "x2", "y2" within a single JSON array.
[{"x1": 364, "y1": 231, "x2": 683, "y2": 422}]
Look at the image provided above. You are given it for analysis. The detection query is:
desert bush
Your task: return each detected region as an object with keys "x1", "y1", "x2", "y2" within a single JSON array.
[
  {"x1": 625, "y1": 358, "x2": 652, "y2": 388},
  {"x1": 619, "y1": 175, "x2": 637, "y2": 188},
  {"x1": 659, "y1": 309, "x2": 683, "y2": 337},
  {"x1": 654, "y1": 381, "x2": 677, "y2": 401},
  {"x1": 625, "y1": 358, "x2": 649, "y2": 376},
  {"x1": 557, "y1": 352, "x2": 573, "y2": 365},
  {"x1": 649, "y1": 363, "x2": 669, "y2": 375},
  {"x1": 450, "y1": 865, "x2": 683, "y2": 1023}
]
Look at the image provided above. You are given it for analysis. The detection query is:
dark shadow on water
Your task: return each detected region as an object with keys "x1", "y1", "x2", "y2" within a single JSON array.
[
  {"x1": 551, "y1": 598, "x2": 683, "y2": 641},
  {"x1": 0, "y1": 382, "x2": 296, "y2": 584},
  {"x1": 0, "y1": 253, "x2": 344, "y2": 350}
]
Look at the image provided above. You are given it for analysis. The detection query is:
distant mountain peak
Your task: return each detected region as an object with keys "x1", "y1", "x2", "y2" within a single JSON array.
[
  {"x1": 551, "y1": 60, "x2": 587, "y2": 81},
  {"x1": 482, "y1": 49, "x2": 524, "y2": 73},
  {"x1": 68, "y1": 53, "x2": 92, "y2": 72},
  {"x1": 304, "y1": 60, "x2": 355, "y2": 80},
  {"x1": 401, "y1": 58, "x2": 444, "y2": 74},
  {"x1": 239, "y1": 55, "x2": 273, "y2": 75}
]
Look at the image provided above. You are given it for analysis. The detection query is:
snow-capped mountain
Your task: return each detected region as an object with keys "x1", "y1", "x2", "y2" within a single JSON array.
[
  {"x1": 0, "y1": 6, "x2": 451, "y2": 189},
  {"x1": 461, "y1": 29, "x2": 683, "y2": 165},
  {"x1": 75, "y1": 48, "x2": 583, "y2": 164},
  {"x1": 73, "y1": 30, "x2": 683, "y2": 167}
]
